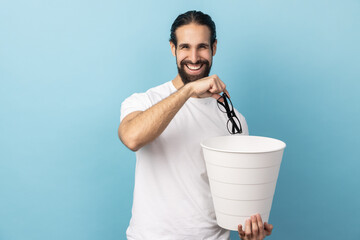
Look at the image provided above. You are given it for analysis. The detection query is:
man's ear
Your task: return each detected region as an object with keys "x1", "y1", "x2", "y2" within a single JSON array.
[
  {"x1": 170, "y1": 41, "x2": 176, "y2": 57},
  {"x1": 212, "y1": 40, "x2": 217, "y2": 56}
]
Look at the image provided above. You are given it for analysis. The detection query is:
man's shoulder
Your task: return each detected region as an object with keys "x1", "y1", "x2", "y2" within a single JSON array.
[
  {"x1": 122, "y1": 81, "x2": 174, "y2": 107},
  {"x1": 144, "y1": 81, "x2": 175, "y2": 97}
]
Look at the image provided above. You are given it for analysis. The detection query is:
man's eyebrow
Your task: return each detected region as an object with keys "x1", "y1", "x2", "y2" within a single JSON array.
[
  {"x1": 198, "y1": 43, "x2": 210, "y2": 47},
  {"x1": 178, "y1": 43, "x2": 189, "y2": 48}
]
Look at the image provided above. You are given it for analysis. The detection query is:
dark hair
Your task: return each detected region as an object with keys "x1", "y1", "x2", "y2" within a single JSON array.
[{"x1": 170, "y1": 10, "x2": 216, "y2": 49}]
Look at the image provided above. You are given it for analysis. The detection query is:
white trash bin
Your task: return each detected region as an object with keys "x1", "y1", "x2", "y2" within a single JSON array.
[{"x1": 200, "y1": 135, "x2": 286, "y2": 231}]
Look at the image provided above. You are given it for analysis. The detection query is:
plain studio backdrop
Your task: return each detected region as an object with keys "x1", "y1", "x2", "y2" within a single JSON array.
[{"x1": 1, "y1": 0, "x2": 359, "y2": 239}]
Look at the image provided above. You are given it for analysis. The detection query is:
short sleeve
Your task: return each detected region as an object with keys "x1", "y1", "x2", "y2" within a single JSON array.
[{"x1": 120, "y1": 93, "x2": 152, "y2": 122}]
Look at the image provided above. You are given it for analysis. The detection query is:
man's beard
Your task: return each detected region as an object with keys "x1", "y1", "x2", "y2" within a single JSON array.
[{"x1": 177, "y1": 58, "x2": 212, "y2": 85}]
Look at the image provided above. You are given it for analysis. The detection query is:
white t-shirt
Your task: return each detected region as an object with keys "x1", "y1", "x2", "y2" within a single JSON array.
[{"x1": 120, "y1": 81, "x2": 249, "y2": 240}]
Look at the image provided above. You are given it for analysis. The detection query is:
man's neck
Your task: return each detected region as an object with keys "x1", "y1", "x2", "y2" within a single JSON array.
[{"x1": 172, "y1": 74, "x2": 184, "y2": 90}]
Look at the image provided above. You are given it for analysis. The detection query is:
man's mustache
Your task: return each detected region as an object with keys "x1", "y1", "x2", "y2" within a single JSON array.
[{"x1": 180, "y1": 59, "x2": 210, "y2": 65}]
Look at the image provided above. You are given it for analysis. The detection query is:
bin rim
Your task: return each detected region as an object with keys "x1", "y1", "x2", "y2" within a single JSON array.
[{"x1": 200, "y1": 135, "x2": 286, "y2": 154}]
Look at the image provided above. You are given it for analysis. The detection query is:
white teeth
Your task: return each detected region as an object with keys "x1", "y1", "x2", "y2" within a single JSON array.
[{"x1": 186, "y1": 64, "x2": 201, "y2": 70}]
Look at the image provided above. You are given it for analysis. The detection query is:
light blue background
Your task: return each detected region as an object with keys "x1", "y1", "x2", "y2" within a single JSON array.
[{"x1": 1, "y1": 0, "x2": 359, "y2": 239}]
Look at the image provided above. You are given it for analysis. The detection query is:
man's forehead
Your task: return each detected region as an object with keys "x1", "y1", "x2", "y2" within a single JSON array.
[{"x1": 175, "y1": 23, "x2": 211, "y2": 45}]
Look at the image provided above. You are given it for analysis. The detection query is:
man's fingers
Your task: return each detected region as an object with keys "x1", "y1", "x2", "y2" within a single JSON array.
[
  {"x1": 219, "y1": 81, "x2": 226, "y2": 93},
  {"x1": 251, "y1": 215, "x2": 259, "y2": 235},
  {"x1": 208, "y1": 80, "x2": 222, "y2": 94},
  {"x1": 209, "y1": 74, "x2": 226, "y2": 95},
  {"x1": 212, "y1": 74, "x2": 220, "y2": 82},
  {"x1": 211, "y1": 93, "x2": 222, "y2": 100},
  {"x1": 245, "y1": 219, "x2": 252, "y2": 237},
  {"x1": 256, "y1": 213, "x2": 263, "y2": 228},
  {"x1": 217, "y1": 78, "x2": 227, "y2": 94},
  {"x1": 215, "y1": 79, "x2": 223, "y2": 92},
  {"x1": 238, "y1": 219, "x2": 271, "y2": 240},
  {"x1": 264, "y1": 222, "x2": 274, "y2": 236},
  {"x1": 256, "y1": 213, "x2": 265, "y2": 237},
  {"x1": 192, "y1": 74, "x2": 229, "y2": 100},
  {"x1": 238, "y1": 224, "x2": 245, "y2": 238},
  {"x1": 214, "y1": 76, "x2": 227, "y2": 96},
  {"x1": 224, "y1": 89, "x2": 230, "y2": 98}
]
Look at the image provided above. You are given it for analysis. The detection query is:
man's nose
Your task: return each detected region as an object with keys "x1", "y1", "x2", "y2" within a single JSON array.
[{"x1": 189, "y1": 49, "x2": 199, "y2": 63}]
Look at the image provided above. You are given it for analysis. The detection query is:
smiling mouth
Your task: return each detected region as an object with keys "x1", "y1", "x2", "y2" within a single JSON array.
[{"x1": 185, "y1": 63, "x2": 203, "y2": 71}]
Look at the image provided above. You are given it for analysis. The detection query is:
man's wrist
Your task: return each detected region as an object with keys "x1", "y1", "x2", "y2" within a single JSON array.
[{"x1": 179, "y1": 83, "x2": 194, "y2": 99}]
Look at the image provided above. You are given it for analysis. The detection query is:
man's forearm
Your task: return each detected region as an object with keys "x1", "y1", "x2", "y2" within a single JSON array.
[{"x1": 119, "y1": 84, "x2": 193, "y2": 151}]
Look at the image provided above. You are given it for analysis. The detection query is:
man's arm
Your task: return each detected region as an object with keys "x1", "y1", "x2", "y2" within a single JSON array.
[{"x1": 118, "y1": 75, "x2": 227, "y2": 151}]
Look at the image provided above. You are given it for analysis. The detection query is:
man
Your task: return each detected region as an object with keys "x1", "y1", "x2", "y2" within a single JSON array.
[{"x1": 118, "y1": 10, "x2": 273, "y2": 240}]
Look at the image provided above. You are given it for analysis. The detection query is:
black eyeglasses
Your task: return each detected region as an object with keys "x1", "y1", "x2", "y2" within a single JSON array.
[{"x1": 217, "y1": 93, "x2": 242, "y2": 134}]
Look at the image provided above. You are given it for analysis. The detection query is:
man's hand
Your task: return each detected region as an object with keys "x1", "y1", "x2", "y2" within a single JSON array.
[
  {"x1": 186, "y1": 74, "x2": 229, "y2": 100},
  {"x1": 237, "y1": 214, "x2": 273, "y2": 240}
]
